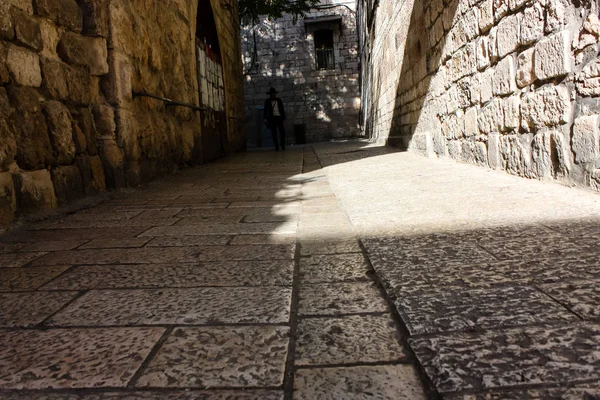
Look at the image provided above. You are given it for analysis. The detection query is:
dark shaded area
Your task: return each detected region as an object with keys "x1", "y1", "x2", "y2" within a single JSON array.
[
  {"x1": 196, "y1": 0, "x2": 221, "y2": 56},
  {"x1": 196, "y1": 0, "x2": 228, "y2": 162}
]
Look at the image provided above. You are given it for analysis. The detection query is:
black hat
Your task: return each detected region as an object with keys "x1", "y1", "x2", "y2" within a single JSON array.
[{"x1": 267, "y1": 87, "x2": 278, "y2": 94}]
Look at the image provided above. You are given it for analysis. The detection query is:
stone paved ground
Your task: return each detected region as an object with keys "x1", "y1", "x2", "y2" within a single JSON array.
[{"x1": 1, "y1": 141, "x2": 600, "y2": 399}]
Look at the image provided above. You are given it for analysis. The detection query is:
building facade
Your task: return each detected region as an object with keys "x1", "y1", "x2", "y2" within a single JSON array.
[
  {"x1": 242, "y1": 0, "x2": 361, "y2": 147},
  {"x1": 0, "y1": 0, "x2": 245, "y2": 225},
  {"x1": 357, "y1": 0, "x2": 600, "y2": 190}
]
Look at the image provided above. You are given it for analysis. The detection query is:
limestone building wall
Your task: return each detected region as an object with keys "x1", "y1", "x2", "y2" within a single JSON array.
[
  {"x1": 359, "y1": 0, "x2": 600, "y2": 189},
  {"x1": 0, "y1": 0, "x2": 244, "y2": 226},
  {"x1": 242, "y1": 0, "x2": 361, "y2": 146}
]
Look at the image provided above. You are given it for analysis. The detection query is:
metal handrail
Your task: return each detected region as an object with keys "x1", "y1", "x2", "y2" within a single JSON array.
[{"x1": 132, "y1": 91, "x2": 205, "y2": 112}]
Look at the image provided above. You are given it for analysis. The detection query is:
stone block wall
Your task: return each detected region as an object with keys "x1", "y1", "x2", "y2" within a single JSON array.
[
  {"x1": 0, "y1": 0, "x2": 245, "y2": 226},
  {"x1": 108, "y1": 0, "x2": 244, "y2": 185},
  {"x1": 242, "y1": 0, "x2": 361, "y2": 146},
  {"x1": 0, "y1": 0, "x2": 109, "y2": 226},
  {"x1": 108, "y1": 0, "x2": 200, "y2": 185},
  {"x1": 359, "y1": 0, "x2": 600, "y2": 189}
]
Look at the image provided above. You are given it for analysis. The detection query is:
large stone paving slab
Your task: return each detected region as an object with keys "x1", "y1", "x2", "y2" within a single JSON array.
[
  {"x1": 301, "y1": 205, "x2": 343, "y2": 214},
  {"x1": 410, "y1": 323, "x2": 600, "y2": 394},
  {"x1": 229, "y1": 201, "x2": 301, "y2": 208},
  {"x1": 44, "y1": 219, "x2": 176, "y2": 229},
  {"x1": 371, "y1": 256, "x2": 600, "y2": 291},
  {"x1": 300, "y1": 211, "x2": 347, "y2": 222},
  {"x1": 0, "y1": 327, "x2": 165, "y2": 389},
  {"x1": 134, "y1": 209, "x2": 183, "y2": 218},
  {"x1": 145, "y1": 194, "x2": 218, "y2": 202},
  {"x1": 230, "y1": 234, "x2": 296, "y2": 245},
  {"x1": 109, "y1": 203, "x2": 229, "y2": 211},
  {"x1": 142, "y1": 201, "x2": 230, "y2": 208},
  {"x1": 49, "y1": 287, "x2": 291, "y2": 326},
  {"x1": 0, "y1": 391, "x2": 284, "y2": 400},
  {"x1": 177, "y1": 207, "x2": 298, "y2": 218},
  {"x1": 146, "y1": 235, "x2": 231, "y2": 247},
  {"x1": 295, "y1": 315, "x2": 406, "y2": 366},
  {"x1": 300, "y1": 220, "x2": 352, "y2": 232},
  {"x1": 298, "y1": 282, "x2": 388, "y2": 316},
  {"x1": 175, "y1": 215, "x2": 247, "y2": 225},
  {"x1": 213, "y1": 196, "x2": 265, "y2": 203},
  {"x1": 0, "y1": 228, "x2": 149, "y2": 243},
  {"x1": 0, "y1": 253, "x2": 48, "y2": 268},
  {"x1": 445, "y1": 381, "x2": 600, "y2": 399},
  {"x1": 0, "y1": 291, "x2": 78, "y2": 327},
  {"x1": 477, "y1": 235, "x2": 599, "y2": 261},
  {"x1": 302, "y1": 198, "x2": 339, "y2": 208},
  {"x1": 299, "y1": 239, "x2": 362, "y2": 255},
  {"x1": 136, "y1": 326, "x2": 289, "y2": 388},
  {"x1": 67, "y1": 210, "x2": 145, "y2": 219},
  {"x1": 298, "y1": 224, "x2": 355, "y2": 240},
  {"x1": 299, "y1": 254, "x2": 371, "y2": 283},
  {"x1": 544, "y1": 220, "x2": 600, "y2": 237},
  {"x1": 259, "y1": 191, "x2": 303, "y2": 201},
  {"x1": 30, "y1": 245, "x2": 296, "y2": 266},
  {"x1": 362, "y1": 237, "x2": 497, "y2": 269},
  {"x1": 293, "y1": 365, "x2": 426, "y2": 400},
  {"x1": 541, "y1": 280, "x2": 600, "y2": 320},
  {"x1": 17, "y1": 240, "x2": 90, "y2": 252},
  {"x1": 139, "y1": 222, "x2": 297, "y2": 236},
  {"x1": 78, "y1": 238, "x2": 152, "y2": 249},
  {"x1": 0, "y1": 243, "x2": 26, "y2": 253},
  {"x1": 43, "y1": 261, "x2": 294, "y2": 290},
  {"x1": 396, "y1": 285, "x2": 578, "y2": 335},
  {"x1": 469, "y1": 225, "x2": 563, "y2": 242},
  {"x1": 243, "y1": 213, "x2": 297, "y2": 223},
  {"x1": 0, "y1": 265, "x2": 71, "y2": 291}
]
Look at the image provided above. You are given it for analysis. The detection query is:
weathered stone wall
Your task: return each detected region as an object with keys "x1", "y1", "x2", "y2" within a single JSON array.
[
  {"x1": 108, "y1": 0, "x2": 244, "y2": 185},
  {"x1": 108, "y1": 0, "x2": 198, "y2": 186},
  {"x1": 0, "y1": 0, "x2": 244, "y2": 226},
  {"x1": 242, "y1": 0, "x2": 361, "y2": 146},
  {"x1": 0, "y1": 0, "x2": 109, "y2": 225},
  {"x1": 359, "y1": 0, "x2": 600, "y2": 189}
]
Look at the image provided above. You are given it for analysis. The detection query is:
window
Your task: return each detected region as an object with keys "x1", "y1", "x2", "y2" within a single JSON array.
[{"x1": 314, "y1": 29, "x2": 335, "y2": 70}]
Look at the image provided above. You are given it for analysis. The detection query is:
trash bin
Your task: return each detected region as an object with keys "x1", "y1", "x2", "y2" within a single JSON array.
[{"x1": 294, "y1": 124, "x2": 306, "y2": 145}]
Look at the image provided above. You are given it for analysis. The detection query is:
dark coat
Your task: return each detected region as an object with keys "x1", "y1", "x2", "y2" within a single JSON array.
[{"x1": 264, "y1": 98, "x2": 286, "y2": 120}]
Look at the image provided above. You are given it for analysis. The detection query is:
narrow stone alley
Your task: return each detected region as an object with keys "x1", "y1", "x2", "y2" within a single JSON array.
[{"x1": 1, "y1": 141, "x2": 600, "y2": 399}]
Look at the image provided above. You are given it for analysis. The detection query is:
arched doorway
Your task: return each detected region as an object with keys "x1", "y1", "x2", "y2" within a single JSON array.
[{"x1": 196, "y1": 0, "x2": 228, "y2": 162}]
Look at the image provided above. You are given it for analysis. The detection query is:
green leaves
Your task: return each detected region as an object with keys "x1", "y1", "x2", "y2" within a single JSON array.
[{"x1": 239, "y1": 0, "x2": 320, "y2": 25}]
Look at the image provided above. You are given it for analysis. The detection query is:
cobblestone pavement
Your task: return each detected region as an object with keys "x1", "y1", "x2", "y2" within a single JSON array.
[{"x1": 1, "y1": 141, "x2": 600, "y2": 399}]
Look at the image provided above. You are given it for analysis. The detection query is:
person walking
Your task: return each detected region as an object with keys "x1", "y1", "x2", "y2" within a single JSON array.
[{"x1": 264, "y1": 88, "x2": 286, "y2": 151}]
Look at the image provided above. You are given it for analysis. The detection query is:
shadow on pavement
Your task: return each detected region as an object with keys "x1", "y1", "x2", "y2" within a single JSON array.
[{"x1": 0, "y1": 140, "x2": 599, "y2": 398}]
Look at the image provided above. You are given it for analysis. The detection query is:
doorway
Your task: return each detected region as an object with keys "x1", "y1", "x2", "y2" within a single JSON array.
[{"x1": 196, "y1": 0, "x2": 228, "y2": 162}]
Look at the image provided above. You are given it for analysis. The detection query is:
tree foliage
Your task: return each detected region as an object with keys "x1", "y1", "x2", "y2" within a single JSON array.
[{"x1": 239, "y1": 0, "x2": 320, "y2": 25}]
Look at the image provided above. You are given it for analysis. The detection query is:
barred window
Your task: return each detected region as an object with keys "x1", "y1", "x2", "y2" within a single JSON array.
[{"x1": 314, "y1": 29, "x2": 335, "y2": 70}]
